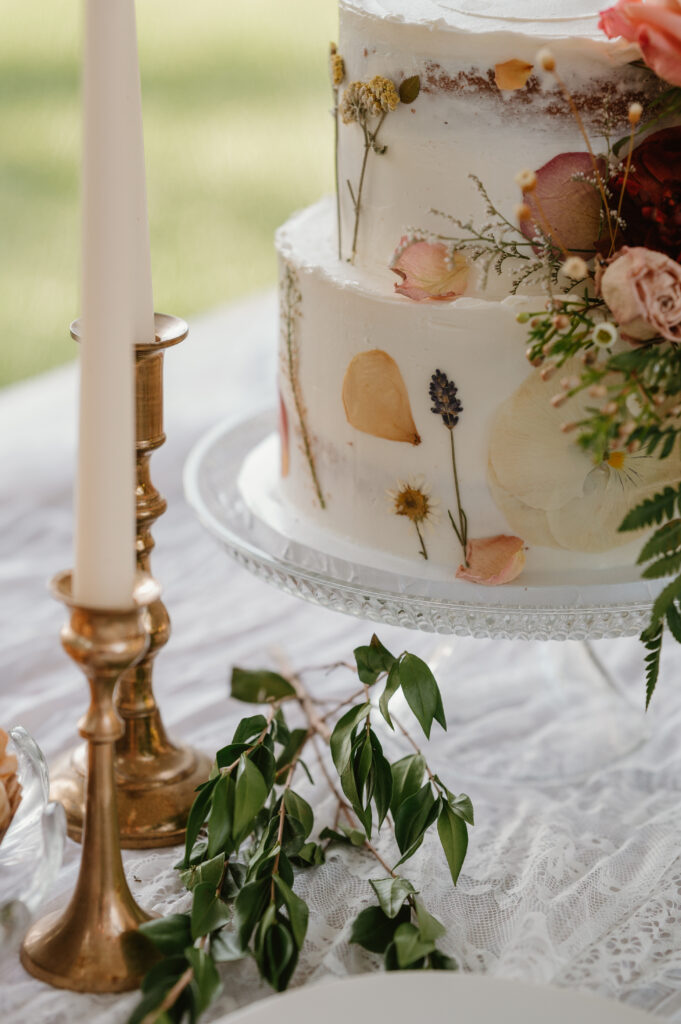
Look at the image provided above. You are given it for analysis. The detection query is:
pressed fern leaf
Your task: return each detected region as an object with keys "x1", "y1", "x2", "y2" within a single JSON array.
[
  {"x1": 638, "y1": 519, "x2": 681, "y2": 563},
  {"x1": 641, "y1": 622, "x2": 663, "y2": 709},
  {"x1": 642, "y1": 550, "x2": 681, "y2": 580},
  {"x1": 666, "y1": 601, "x2": 681, "y2": 644},
  {"x1": 620, "y1": 486, "x2": 681, "y2": 532}
]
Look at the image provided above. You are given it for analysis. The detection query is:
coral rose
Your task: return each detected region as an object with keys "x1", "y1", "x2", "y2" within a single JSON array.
[
  {"x1": 599, "y1": 0, "x2": 681, "y2": 87},
  {"x1": 609, "y1": 126, "x2": 681, "y2": 263},
  {"x1": 599, "y1": 246, "x2": 681, "y2": 341}
]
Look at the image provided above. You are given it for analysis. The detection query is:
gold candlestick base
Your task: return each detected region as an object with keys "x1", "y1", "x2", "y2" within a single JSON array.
[
  {"x1": 50, "y1": 314, "x2": 210, "y2": 848},
  {"x1": 21, "y1": 572, "x2": 159, "y2": 992}
]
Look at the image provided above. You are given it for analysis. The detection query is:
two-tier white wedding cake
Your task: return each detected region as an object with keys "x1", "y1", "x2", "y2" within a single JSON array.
[{"x1": 268, "y1": 0, "x2": 679, "y2": 585}]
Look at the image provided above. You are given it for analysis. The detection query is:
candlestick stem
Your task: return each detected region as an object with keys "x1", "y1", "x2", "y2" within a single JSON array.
[{"x1": 21, "y1": 572, "x2": 159, "y2": 991}]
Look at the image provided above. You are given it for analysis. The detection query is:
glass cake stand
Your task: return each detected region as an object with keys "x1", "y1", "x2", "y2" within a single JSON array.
[{"x1": 184, "y1": 410, "x2": 662, "y2": 782}]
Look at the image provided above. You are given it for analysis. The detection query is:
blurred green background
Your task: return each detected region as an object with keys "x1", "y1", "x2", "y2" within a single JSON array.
[{"x1": 1, "y1": 0, "x2": 335, "y2": 387}]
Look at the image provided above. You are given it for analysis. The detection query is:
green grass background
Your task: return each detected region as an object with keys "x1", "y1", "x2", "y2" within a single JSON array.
[{"x1": 1, "y1": 0, "x2": 336, "y2": 387}]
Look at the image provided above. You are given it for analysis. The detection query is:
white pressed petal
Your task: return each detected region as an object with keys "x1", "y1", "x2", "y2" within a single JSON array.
[
  {"x1": 487, "y1": 462, "x2": 560, "y2": 548},
  {"x1": 488, "y1": 360, "x2": 591, "y2": 511}
]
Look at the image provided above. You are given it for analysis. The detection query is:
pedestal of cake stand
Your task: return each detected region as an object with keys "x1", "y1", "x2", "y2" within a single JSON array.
[{"x1": 185, "y1": 410, "x2": 661, "y2": 783}]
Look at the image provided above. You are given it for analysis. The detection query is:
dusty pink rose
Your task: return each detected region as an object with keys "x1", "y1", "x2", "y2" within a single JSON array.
[
  {"x1": 456, "y1": 535, "x2": 526, "y2": 585},
  {"x1": 391, "y1": 239, "x2": 469, "y2": 301},
  {"x1": 600, "y1": 0, "x2": 681, "y2": 88},
  {"x1": 519, "y1": 152, "x2": 607, "y2": 256},
  {"x1": 598, "y1": 246, "x2": 681, "y2": 341}
]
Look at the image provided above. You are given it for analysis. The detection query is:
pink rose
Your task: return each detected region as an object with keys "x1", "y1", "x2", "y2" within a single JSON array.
[
  {"x1": 599, "y1": 0, "x2": 681, "y2": 88},
  {"x1": 456, "y1": 535, "x2": 526, "y2": 585},
  {"x1": 598, "y1": 246, "x2": 681, "y2": 341}
]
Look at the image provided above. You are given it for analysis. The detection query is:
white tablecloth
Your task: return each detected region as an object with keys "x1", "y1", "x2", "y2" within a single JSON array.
[{"x1": 3, "y1": 291, "x2": 681, "y2": 1022}]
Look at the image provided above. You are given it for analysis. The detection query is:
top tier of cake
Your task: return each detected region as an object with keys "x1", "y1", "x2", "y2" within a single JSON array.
[{"x1": 336, "y1": 0, "x2": 655, "y2": 296}]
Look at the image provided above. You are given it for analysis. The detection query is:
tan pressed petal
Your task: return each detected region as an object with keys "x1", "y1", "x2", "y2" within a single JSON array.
[
  {"x1": 342, "y1": 350, "x2": 421, "y2": 445},
  {"x1": 456, "y1": 535, "x2": 526, "y2": 585},
  {"x1": 0, "y1": 782, "x2": 10, "y2": 835},
  {"x1": 487, "y1": 462, "x2": 560, "y2": 548},
  {"x1": 494, "y1": 59, "x2": 534, "y2": 91}
]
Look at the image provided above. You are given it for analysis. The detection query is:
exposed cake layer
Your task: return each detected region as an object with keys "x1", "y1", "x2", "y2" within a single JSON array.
[
  {"x1": 335, "y1": 0, "x2": 657, "y2": 292},
  {"x1": 275, "y1": 199, "x2": 659, "y2": 578}
]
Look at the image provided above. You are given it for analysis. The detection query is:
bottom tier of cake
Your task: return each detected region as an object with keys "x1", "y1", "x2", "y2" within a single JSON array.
[{"x1": 274, "y1": 198, "x2": 678, "y2": 580}]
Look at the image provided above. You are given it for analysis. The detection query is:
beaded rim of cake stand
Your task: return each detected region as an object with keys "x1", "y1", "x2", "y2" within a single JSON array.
[{"x1": 184, "y1": 410, "x2": 661, "y2": 643}]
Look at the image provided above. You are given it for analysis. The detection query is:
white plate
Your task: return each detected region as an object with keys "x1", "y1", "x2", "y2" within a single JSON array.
[{"x1": 217, "y1": 972, "x2": 655, "y2": 1024}]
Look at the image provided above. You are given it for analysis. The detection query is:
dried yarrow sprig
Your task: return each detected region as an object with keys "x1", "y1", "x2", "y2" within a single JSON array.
[
  {"x1": 280, "y1": 263, "x2": 325, "y2": 509},
  {"x1": 329, "y1": 43, "x2": 346, "y2": 260},
  {"x1": 127, "y1": 636, "x2": 473, "y2": 1022},
  {"x1": 430, "y1": 371, "x2": 468, "y2": 562}
]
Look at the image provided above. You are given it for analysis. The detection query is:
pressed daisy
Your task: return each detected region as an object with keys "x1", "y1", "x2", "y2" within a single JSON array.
[{"x1": 387, "y1": 476, "x2": 439, "y2": 560}]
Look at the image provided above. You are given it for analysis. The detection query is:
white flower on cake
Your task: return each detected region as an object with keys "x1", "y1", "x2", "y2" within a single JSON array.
[{"x1": 488, "y1": 361, "x2": 681, "y2": 552}]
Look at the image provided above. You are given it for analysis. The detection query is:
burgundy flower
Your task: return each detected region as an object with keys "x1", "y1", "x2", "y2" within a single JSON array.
[{"x1": 610, "y1": 126, "x2": 681, "y2": 262}]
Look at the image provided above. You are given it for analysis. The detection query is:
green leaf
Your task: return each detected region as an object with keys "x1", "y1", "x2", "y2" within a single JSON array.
[
  {"x1": 433, "y1": 780, "x2": 475, "y2": 826},
  {"x1": 138, "y1": 914, "x2": 192, "y2": 956},
  {"x1": 394, "y1": 782, "x2": 437, "y2": 857},
  {"x1": 180, "y1": 852, "x2": 226, "y2": 893},
  {"x1": 354, "y1": 634, "x2": 396, "y2": 685},
  {"x1": 232, "y1": 714, "x2": 268, "y2": 744},
  {"x1": 641, "y1": 620, "x2": 663, "y2": 709},
  {"x1": 638, "y1": 519, "x2": 681, "y2": 564},
  {"x1": 398, "y1": 653, "x2": 446, "y2": 738},
  {"x1": 128, "y1": 982, "x2": 179, "y2": 1024},
  {"x1": 437, "y1": 802, "x2": 468, "y2": 885},
  {"x1": 319, "y1": 825, "x2": 366, "y2": 847},
  {"x1": 369, "y1": 877, "x2": 416, "y2": 918},
  {"x1": 349, "y1": 904, "x2": 410, "y2": 953},
  {"x1": 290, "y1": 841, "x2": 326, "y2": 867},
  {"x1": 261, "y1": 919, "x2": 298, "y2": 992},
  {"x1": 619, "y1": 485, "x2": 681, "y2": 532},
  {"x1": 652, "y1": 574, "x2": 681, "y2": 623},
  {"x1": 234, "y1": 879, "x2": 270, "y2": 948},
  {"x1": 140, "y1": 954, "x2": 187, "y2": 995},
  {"x1": 231, "y1": 668, "x2": 295, "y2": 703},
  {"x1": 250, "y1": 743, "x2": 276, "y2": 791},
  {"x1": 390, "y1": 754, "x2": 426, "y2": 816},
  {"x1": 211, "y1": 928, "x2": 246, "y2": 963},
  {"x1": 185, "y1": 945, "x2": 222, "y2": 1013},
  {"x1": 233, "y1": 755, "x2": 269, "y2": 841},
  {"x1": 667, "y1": 601, "x2": 681, "y2": 643},
  {"x1": 182, "y1": 776, "x2": 218, "y2": 867},
  {"x1": 414, "y1": 899, "x2": 446, "y2": 942},
  {"x1": 275, "y1": 727, "x2": 308, "y2": 775},
  {"x1": 284, "y1": 790, "x2": 314, "y2": 839},
  {"x1": 379, "y1": 662, "x2": 402, "y2": 729},
  {"x1": 191, "y1": 881, "x2": 232, "y2": 940},
  {"x1": 274, "y1": 876, "x2": 309, "y2": 948},
  {"x1": 393, "y1": 922, "x2": 435, "y2": 968},
  {"x1": 206, "y1": 774, "x2": 235, "y2": 859},
  {"x1": 428, "y1": 949, "x2": 457, "y2": 971},
  {"x1": 369, "y1": 731, "x2": 393, "y2": 828},
  {"x1": 215, "y1": 742, "x2": 249, "y2": 770},
  {"x1": 399, "y1": 75, "x2": 421, "y2": 104},
  {"x1": 330, "y1": 703, "x2": 371, "y2": 775},
  {"x1": 642, "y1": 550, "x2": 681, "y2": 579}
]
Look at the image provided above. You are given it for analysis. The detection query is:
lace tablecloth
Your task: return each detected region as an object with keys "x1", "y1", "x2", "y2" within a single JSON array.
[{"x1": 2, "y1": 291, "x2": 681, "y2": 1022}]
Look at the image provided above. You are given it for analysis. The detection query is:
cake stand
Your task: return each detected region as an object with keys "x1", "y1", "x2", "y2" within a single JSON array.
[{"x1": 184, "y1": 410, "x2": 662, "y2": 782}]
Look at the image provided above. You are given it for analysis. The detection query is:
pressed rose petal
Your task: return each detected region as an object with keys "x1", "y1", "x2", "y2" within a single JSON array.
[
  {"x1": 519, "y1": 152, "x2": 606, "y2": 256},
  {"x1": 342, "y1": 349, "x2": 421, "y2": 445},
  {"x1": 494, "y1": 58, "x2": 534, "y2": 91},
  {"x1": 456, "y1": 535, "x2": 526, "y2": 585},
  {"x1": 278, "y1": 390, "x2": 290, "y2": 477},
  {"x1": 391, "y1": 239, "x2": 469, "y2": 301}
]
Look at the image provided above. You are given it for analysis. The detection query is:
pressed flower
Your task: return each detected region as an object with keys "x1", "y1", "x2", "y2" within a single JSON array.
[
  {"x1": 342, "y1": 349, "x2": 421, "y2": 445},
  {"x1": 429, "y1": 369, "x2": 463, "y2": 428},
  {"x1": 340, "y1": 81, "x2": 365, "y2": 125},
  {"x1": 391, "y1": 239, "x2": 469, "y2": 301},
  {"x1": 361, "y1": 75, "x2": 400, "y2": 116},
  {"x1": 387, "y1": 476, "x2": 439, "y2": 560},
  {"x1": 456, "y1": 535, "x2": 526, "y2": 585},
  {"x1": 488, "y1": 359, "x2": 681, "y2": 552},
  {"x1": 329, "y1": 46, "x2": 345, "y2": 88}
]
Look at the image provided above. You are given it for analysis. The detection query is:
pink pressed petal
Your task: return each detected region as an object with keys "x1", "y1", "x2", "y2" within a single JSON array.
[
  {"x1": 519, "y1": 152, "x2": 606, "y2": 256},
  {"x1": 456, "y1": 535, "x2": 526, "y2": 586},
  {"x1": 391, "y1": 240, "x2": 468, "y2": 302}
]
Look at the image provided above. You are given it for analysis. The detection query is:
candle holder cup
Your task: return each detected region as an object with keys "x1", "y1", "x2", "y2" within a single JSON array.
[
  {"x1": 21, "y1": 571, "x2": 159, "y2": 991},
  {"x1": 50, "y1": 314, "x2": 211, "y2": 847}
]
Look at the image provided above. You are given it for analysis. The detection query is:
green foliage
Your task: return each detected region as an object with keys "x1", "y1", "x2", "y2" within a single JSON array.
[{"x1": 128, "y1": 635, "x2": 472, "y2": 1023}]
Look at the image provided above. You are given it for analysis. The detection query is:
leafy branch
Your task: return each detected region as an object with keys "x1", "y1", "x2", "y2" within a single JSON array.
[{"x1": 128, "y1": 634, "x2": 473, "y2": 1022}]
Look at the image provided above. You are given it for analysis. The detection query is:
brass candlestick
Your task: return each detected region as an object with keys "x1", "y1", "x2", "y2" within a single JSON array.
[
  {"x1": 21, "y1": 572, "x2": 159, "y2": 992},
  {"x1": 50, "y1": 314, "x2": 211, "y2": 847}
]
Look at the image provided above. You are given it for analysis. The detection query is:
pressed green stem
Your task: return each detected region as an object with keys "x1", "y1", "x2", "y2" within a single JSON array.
[
  {"x1": 415, "y1": 521, "x2": 428, "y2": 560},
  {"x1": 449, "y1": 429, "x2": 468, "y2": 562},
  {"x1": 349, "y1": 111, "x2": 387, "y2": 265},
  {"x1": 333, "y1": 95, "x2": 342, "y2": 260},
  {"x1": 284, "y1": 268, "x2": 326, "y2": 509}
]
